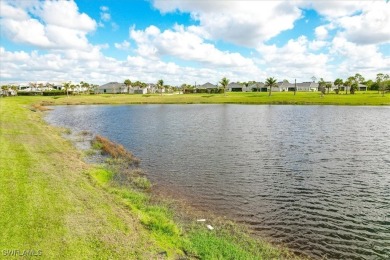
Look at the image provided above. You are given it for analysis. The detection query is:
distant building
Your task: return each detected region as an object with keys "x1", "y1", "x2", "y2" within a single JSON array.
[
  {"x1": 97, "y1": 82, "x2": 126, "y2": 94},
  {"x1": 247, "y1": 82, "x2": 266, "y2": 92},
  {"x1": 296, "y1": 82, "x2": 319, "y2": 92},
  {"x1": 228, "y1": 82, "x2": 243, "y2": 92}
]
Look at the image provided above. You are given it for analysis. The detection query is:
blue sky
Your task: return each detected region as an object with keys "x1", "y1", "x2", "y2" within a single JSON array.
[{"x1": 0, "y1": 0, "x2": 389, "y2": 85}]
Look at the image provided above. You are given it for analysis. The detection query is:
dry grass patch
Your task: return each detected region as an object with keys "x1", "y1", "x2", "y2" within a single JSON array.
[{"x1": 93, "y1": 135, "x2": 140, "y2": 166}]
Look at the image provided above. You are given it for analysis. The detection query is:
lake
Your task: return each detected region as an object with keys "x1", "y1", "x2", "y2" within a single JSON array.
[{"x1": 45, "y1": 104, "x2": 390, "y2": 259}]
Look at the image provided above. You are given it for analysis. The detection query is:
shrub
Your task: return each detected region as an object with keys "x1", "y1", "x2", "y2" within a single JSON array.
[
  {"x1": 17, "y1": 91, "x2": 43, "y2": 96},
  {"x1": 43, "y1": 91, "x2": 66, "y2": 96}
]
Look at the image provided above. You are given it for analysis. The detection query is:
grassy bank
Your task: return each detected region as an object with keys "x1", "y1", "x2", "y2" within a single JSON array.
[
  {"x1": 16, "y1": 91, "x2": 390, "y2": 106},
  {"x1": 0, "y1": 97, "x2": 300, "y2": 258}
]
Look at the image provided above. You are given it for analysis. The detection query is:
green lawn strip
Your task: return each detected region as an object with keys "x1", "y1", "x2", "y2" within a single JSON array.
[
  {"x1": 0, "y1": 96, "x2": 314, "y2": 259},
  {"x1": 0, "y1": 98, "x2": 161, "y2": 259},
  {"x1": 88, "y1": 165, "x2": 301, "y2": 259},
  {"x1": 17, "y1": 91, "x2": 389, "y2": 106}
]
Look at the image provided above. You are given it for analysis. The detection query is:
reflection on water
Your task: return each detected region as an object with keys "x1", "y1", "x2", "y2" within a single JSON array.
[{"x1": 46, "y1": 104, "x2": 390, "y2": 259}]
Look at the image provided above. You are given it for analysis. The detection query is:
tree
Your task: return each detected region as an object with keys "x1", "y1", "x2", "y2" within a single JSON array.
[
  {"x1": 364, "y1": 79, "x2": 374, "y2": 90},
  {"x1": 157, "y1": 79, "x2": 164, "y2": 96},
  {"x1": 219, "y1": 77, "x2": 230, "y2": 96},
  {"x1": 376, "y1": 73, "x2": 390, "y2": 96},
  {"x1": 318, "y1": 78, "x2": 326, "y2": 95},
  {"x1": 80, "y1": 81, "x2": 90, "y2": 94},
  {"x1": 63, "y1": 82, "x2": 71, "y2": 97},
  {"x1": 124, "y1": 79, "x2": 131, "y2": 93},
  {"x1": 265, "y1": 77, "x2": 277, "y2": 96},
  {"x1": 378, "y1": 74, "x2": 389, "y2": 97},
  {"x1": 351, "y1": 73, "x2": 364, "y2": 94},
  {"x1": 326, "y1": 83, "x2": 332, "y2": 94},
  {"x1": 355, "y1": 73, "x2": 365, "y2": 85},
  {"x1": 334, "y1": 78, "x2": 343, "y2": 94},
  {"x1": 344, "y1": 77, "x2": 354, "y2": 94},
  {"x1": 91, "y1": 84, "x2": 99, "y2": 94}
]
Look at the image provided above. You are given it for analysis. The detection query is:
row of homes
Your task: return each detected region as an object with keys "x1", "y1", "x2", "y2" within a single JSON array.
[
  {"x1": 97, "y1": 82, "x2": 165, "y2": 94},
  {"x1": 196, "y1": 81, "x2": 367, "y2": 92},
  {"x1": 197, "y1": 81, "x2": 320, "y2": 92},
  {"x1": 3, "y1": 80, "x2": 368, "y2": 95}
]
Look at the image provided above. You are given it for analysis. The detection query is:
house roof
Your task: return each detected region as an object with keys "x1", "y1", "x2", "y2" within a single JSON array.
[
  {"x1": 198, "y1": 82, "x2": 217, "y2": 89},
  {"x1": 99, "y1": 82, "x2": 125, "y2": 89},
  {"x1": 228, "y1": 82, "x2": 242, "y2": 88},
  {"x1": 248, "y1": 82, "x2": 265, "y2": 88},
  {"x1": 296, "y1": 82, "x2": 319, "y2": 88},
  {"x1": 277, "y1": 81, "x2": 294, "y2": 88}
]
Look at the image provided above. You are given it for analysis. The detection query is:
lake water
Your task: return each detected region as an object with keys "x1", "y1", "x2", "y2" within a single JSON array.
[{"x1": 45, "y1": 104, "x2": 390, "y2": 259}]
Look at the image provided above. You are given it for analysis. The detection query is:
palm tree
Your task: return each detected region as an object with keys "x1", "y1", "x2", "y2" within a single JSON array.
[
  {"x1": 326, "y1": 83, "x2": 332, "y2": 94},
  {"x1": 318, "y1": 78, "x2": 326, "y2": 95},
  {"x1": 265, "y1": 77, "x2": 277, "y2": 96},
  {"x1": 354, "y1": 73, "x2": 365, "y2": 92},
  {"x1": 347, "y1": 76, "x2": 357, "y2": 94},
  {"x1": 63, "y1": 82, "x2": 71, "y2": 97},
  {"x1": 334, "y1": 78, "x2": 343, "y2": 94},
  {"x1": 219, "y1": 77, "x2": 230, "y2": 96},
  {"x1": 343, "y1": 77, "x2": 354, "y2": 95},
  {"x1": 157, "y1": 79, "x2": 164, "y2": 96},
  {"x1": 124, "y1": 79, "x2": 131, "y2": 93}
]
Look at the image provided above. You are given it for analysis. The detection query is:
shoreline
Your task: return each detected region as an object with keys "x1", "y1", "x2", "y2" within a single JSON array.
[
  {"x1": 6, "y1": 91, "x2": 389, "y2": 106},
  {"x1": 1, "y1": 97, "x2": 305, "y2": 258},
  {"x1": 54, "y1": 115, "x2": 306, "y2": 259}
]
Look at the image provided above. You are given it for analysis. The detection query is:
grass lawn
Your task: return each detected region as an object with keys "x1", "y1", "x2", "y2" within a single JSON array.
[
  {"x1": 0, "y1": 96, "x2": 302, "y2": 259},
  {"x1": 29, "y1": 91, "x2": 390, "y2": 106}
]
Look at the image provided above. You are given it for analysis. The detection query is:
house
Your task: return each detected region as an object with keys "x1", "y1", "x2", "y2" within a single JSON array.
[
  {"x1": 296, "y1": 82, "x2": 319, "y2": 92},
  {"x1": 1, "y1": 88, "x2": 17, "y2": 96},
  {"x1": 358, "y1": 83, "x2": 367, "y2": 91},
  {"x1": 196, "y1": 82, "x2": 218, "y2": 93},
  {"x1": 248, "y1": 82, "x2": 266, "y2": 92},
  {"x1": 133, "y1": 86, "x2": 147, "y2": 94},
  {"x1": 228, "y1": 82, "x2": 243, "y2": 92},
  {"x1": 338, "y1": 83, "x2": 367, "y2": 92},
  {"x1": 97, "y1": 82, "x2": 127, "y2": 94}
]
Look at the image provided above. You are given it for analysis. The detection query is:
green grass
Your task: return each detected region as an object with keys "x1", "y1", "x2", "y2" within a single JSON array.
[
  {"x1": 0, "y1": 96, "x2": 314, "y2": 259},
  {"x1": 23, "y1": 91, "x2": 390, "y2": 106}
]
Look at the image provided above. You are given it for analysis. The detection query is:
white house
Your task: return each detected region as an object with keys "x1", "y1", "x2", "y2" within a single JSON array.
[
  {"x1": 196, "y1": 82, "x2": 218, "y2": 92},
  {"x1": 132, "y1": 86, "x2": 147, "y2": 94},
  {"x1": 98, "y1": 82, "x2": 127, "y2": 94},
  {"x1": 228, "y1": 82, "x2": 243, "y2": 92},
  {"x1": 296, "y1": 82, "x2": 319, "y2": 92},
  {"x1": 248, "y1": 82, "x2": 266, "y2": 92}
]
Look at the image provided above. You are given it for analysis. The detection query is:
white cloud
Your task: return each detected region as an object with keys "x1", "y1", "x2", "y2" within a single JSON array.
[
  {"x1": 257, "y1": 36, "x2": 331, "y2": 81},
  {"x1": 315, "y1": 26, "x2": 328, "y2": 40},
  {"x1": 1, "y1": 0, "x2": 388, "y2": 86},
  {"x1": 114, "y1": 40, "x2": 131, "y2": 51},
  {"x1": 100, "y1": 6, "x2": 109, "y2": 12},
  {"x1": 152, "y1": 0, "x2": 302, "y2": 47},
  {"x1": 39, "y1": 1, "x2": 96, "y2": 32},
  {"x1": 336, "y1": 2, "x2": 390, "y2": 45},
  {"x1": 0, "y1": 45, "x2": 247, "y2": 86},
  {"x1": 301, "y1": 1, "x2": 366, "y2": 18},
  {"x1": 130, "y1": 24, "x2": 255, "y2": 68},
  {"x1": 330, "y1": 36, "x2": 390, "y2": 79},
  {"x1": 0, "y1": 0, "x2": 97, "y2": 50},
  {"x1": 100, "y1": 5, "x2": 111, "y2": 22},
  {"x1": 101, "y1": 12, "x2": 111, "y2": 22}
]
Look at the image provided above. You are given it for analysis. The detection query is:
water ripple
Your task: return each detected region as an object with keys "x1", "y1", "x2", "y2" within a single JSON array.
[{"x1": 46, "y1": 104, "x2": 390, "y2": 259}]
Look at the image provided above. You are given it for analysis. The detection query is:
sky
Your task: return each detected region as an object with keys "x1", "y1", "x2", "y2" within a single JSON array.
[{"x1": 0, "y1": 0, "x2": 389, "y2": 86}]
